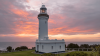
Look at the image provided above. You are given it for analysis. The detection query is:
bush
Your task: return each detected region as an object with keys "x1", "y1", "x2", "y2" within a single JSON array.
[
  {"x1": 80, "y1": 44, "x2": 90, "y2": 48},
  {"x1": 20, "y1": 46, "x2": 28, "y2": 50},
  {"x1": 15, "y1": 46, "x2": 28, "y2": 51},
  {"x1": 92, "y1": 45, "x2": 100, "y2": 56},
  {"x1": 41, "y1": 53, "x2": 60, "y2": 56},
  {"x1": 89, "y1": 53, "x2": 94, "y2": 56},
  {"x1": 6, "y1": 46, "x2": 12, "y2": 52},
  {"x1": 15, "y1": 47, "x2": 21, "y2": 51},
  {"x1": 32, "y1": 47, "x2": 35, "y2": 50},
  {"x1": 67, "y1": 43, "x2": 79, "y2": 48},
  {"x1": 65, "y1": 52, "x2": 88, "y2": 56}
]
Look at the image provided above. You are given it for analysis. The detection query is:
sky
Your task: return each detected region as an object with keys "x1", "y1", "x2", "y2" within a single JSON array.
[{"x1": 0, "y1": 0, "x2": 100, "y2": 42}]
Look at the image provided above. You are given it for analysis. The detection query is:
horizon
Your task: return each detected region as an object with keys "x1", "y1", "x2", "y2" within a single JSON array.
[
  {"x1": 0, "y1": 41, "x2": 100, "y2": 43},
  {"x1": 0, "y1": 0, "x2": 100, "y2": 42}
]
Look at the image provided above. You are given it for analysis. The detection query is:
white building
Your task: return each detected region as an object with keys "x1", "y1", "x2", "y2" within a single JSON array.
[{"x1": 35, "y1": 5, "x2": 65, "y2": 53}]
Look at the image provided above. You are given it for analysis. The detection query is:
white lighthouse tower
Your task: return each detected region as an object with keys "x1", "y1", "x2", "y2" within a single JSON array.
[
  {"x1": 35, "y1": 5, "x2": 65, "y2": 53},
  {"x1": 38, "y1": 5, "x2": 49, "y2": 40}
]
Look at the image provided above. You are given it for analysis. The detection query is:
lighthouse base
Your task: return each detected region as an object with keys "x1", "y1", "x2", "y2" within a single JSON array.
[{"x1": 35, "y1": 39, "x2": 65, "y2": 53}]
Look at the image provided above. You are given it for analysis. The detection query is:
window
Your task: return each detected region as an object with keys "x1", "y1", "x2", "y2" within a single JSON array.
[
  {"x1": 37, "y1": 45, "x2": 39, "y2": 51},
  {"x1": 42, "y1": 10, "x2": 45, "y2": 13},
  {"x1": 41, "y1": 10, "x2": 45, "y2": 13},
  {"x1": 60, "y1": 46, "x2": 61, "y2": 49},
  {"x1": 42, "y1": 45, "x2": 44, "y2": 49},
  {"x1": 51, "y1": 46, "x2": 53, "y2": 49},
  {"x1": 45, "y1": 21, "x2": 46, "y2": 24}
]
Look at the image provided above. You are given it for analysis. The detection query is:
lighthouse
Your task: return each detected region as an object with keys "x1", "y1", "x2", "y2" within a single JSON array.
[
  {"x1": 38, "y1": 5, "x2": 49, "y2": 40},
  {"x1": 35, "y1": 5, "x2": 65, "y2": 53}
]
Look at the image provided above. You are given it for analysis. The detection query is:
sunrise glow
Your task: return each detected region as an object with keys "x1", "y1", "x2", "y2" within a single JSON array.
[{"x1": 0, "y1": 0, "x2": 100, "y2": 42}]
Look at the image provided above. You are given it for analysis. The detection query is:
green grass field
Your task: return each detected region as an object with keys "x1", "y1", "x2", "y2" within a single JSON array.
[
  {"x1": 60, "y1": 51, "x2": 97, "y2": 56},
  {"x1": 0, "y1": 50, "x2": 97, "y2": 56},
  {"x1": 0, "y1": 50, "x2": 40, "y2": 56}
]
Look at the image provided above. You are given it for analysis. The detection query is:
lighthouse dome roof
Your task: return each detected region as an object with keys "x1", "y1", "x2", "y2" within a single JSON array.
[{"x1": 40, "y1": 5, "x2": 47, "y2": 10}]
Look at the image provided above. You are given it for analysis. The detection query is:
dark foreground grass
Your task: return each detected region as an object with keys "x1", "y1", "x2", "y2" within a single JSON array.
[
  {"x1": 0, "y1": 50, "x2": 40, "y2": 56},
  {"x1": 0, "y1": 50, "x2": 97, "y2": 56},
  {"x1": 60, "y1": 51, "x2": 97, "y2": 56}
]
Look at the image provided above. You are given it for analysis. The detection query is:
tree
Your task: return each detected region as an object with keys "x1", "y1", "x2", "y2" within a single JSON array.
[
  {"x1": 67, "y1": 43, "x2": 79, "y2": 48},
  {"x1": 15, "y1": 47, "x2": 21, "y2": 51},
  {"x1": 65, "y1": 44, "x2": 67, "y2": 48},
  {"x1": 15, "y1": 46, "x2": 28, "y2": 51},
  {"x1": 20, "y1": 46, "x2": 28, "y2": 50},
  {"x1": 32, "y1": 47, "x2": 35, "y2": 50},
  {"x1": 6, "y1": 46, "x2": 12, "y2": 52},
  {"x1": 80, "y1": 44, "x2": 90, "y2": 48}
]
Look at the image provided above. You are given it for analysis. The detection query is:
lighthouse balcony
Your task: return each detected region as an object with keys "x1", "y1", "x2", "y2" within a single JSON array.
[
  {"x1": 36, "y1": 39, "x2": 65, "y2": 43},
  {"x1": 38, "y1": 14, "x2": 49, "y2": 18}
]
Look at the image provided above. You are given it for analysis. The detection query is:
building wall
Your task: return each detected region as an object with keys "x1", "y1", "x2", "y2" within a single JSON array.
[
  {"x1": 38, "y1": 16, "x2": 48, "y2": 40},
  {"x1": 36, "y1": 42, "x2": 65, "y2": 53}
]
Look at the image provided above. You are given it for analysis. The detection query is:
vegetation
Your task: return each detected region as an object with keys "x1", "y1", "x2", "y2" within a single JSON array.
[
  {"x1": 0, "y1": 50, "x2": 98, "y2": 56},
  {"x1": 65, "y1": 44, "x2": 67, "y2": 48},
  {"x1": 15, "y1": 46, "x2": 28, "y2": 51},
  {"x1": 6, "y1": 46, "x2": 12, "y2": 52},
  {"x1": 32, "y1": 47, "x2": 35, "y2": 50},
  {"x1": 67, "y1": 43, "x2": 79, "y2": 48},
  {"x1": 15, "y1": 47, "x2": 21, "y2": 51},
  {"x1": 41, "y1": 53, "x2": 60, "y2": 56},
  {"x1": 92, "y1": 45, "x2": 100, "y2": 56},
  {"x1": 65, "y1": 52, "x2": 88, "y2": 56},
  {"x1": 0, "y1": 44, "x2": 99, "y2": 56},
  {"x1": 0, "y1": 50, "x2": 40, "y2": 56},
  {"x1": 20, "y1": 46, "x2": 28, "y2": 50},
  {"x1": 80, "y1": 44, "x2": 90, "y2": 48},
  {"x1": 66, "y1": 43, "x2": 100, "y2": 48}
]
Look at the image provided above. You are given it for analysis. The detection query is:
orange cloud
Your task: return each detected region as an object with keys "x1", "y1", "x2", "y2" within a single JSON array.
[
  {"x1": 11, "y1": 9, "x2": 29, "y2": 18},
  {"x1": 48, "y1": 33, "x2": 100, "y2": 42},
  {"x1": 48, "y1": 26, "x2": 93, "y2": 35},
  {"x1": 9, "y1": 5, "x2": 39, "y2": 35},
  {"x1": 14, "y1": 21, "x2": 38, "y2": 35},
  {"x1": 8, "y1": 3, "x2": 94, "y2": 38}
]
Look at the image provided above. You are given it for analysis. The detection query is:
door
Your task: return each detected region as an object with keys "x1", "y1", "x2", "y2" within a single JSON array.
[{"x1": 37, "y1": 45, "x2": 39, "y2": 51}]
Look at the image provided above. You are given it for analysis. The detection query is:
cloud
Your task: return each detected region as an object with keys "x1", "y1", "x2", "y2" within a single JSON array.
[
  {"x1": 0, "y1": 0, "x2": 100, "y2": 42},
  {"x1": 0, "y1": 36, "x2": 37, "y2": 42},
  {"x1": 0, "y1": 0, "x2": 38, "y2": 34},
  {"x1": 48, "y1": 0, "x2": 100, "y2": 34}
]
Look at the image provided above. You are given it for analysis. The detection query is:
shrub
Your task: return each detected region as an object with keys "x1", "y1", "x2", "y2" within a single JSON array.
[
  {"x1": 20, "y1": 46, "x2": 28, "y2": 50},
  {"x1": 67, "y1": 43, "x2": 79, "y2": 48},
  {"x1": 65, "y1": 52, "x2": 88, "y2": 56},
  {"x1": 41, "y1": 53, "x2": 60, "y2": 56},
  {"x1": 32, "y1": 47, "x2": 35, "y2": 50},
  {"x1": 92, "y1": 45, "x2": 100, "y2": 56},
  {"x1": 6, "y1": 46, "x2": 12, "y2": 52},
  {"x1": 89, "y1": 53, "x2": 94, "y2": 56},
  {"x1": 80, "y1": 44, "x2": 90, "y2": 48},
  {"x1": 15, "y1": 46, "x2": 28, "y2": 51},
  {"x1": 15, "y1": 47, "x2": 21, "y2": 51}
]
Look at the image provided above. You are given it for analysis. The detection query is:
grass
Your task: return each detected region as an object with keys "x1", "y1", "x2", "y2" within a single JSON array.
[
  {"x1": 0, "y1": 50, "x2": 97, "y2": 56},
  {"x1": 0, "y1": 50, "x2": 40, "y2": 56},
  {"x1": 60, "y1": 51, "x2": 97, "y2": 56}
]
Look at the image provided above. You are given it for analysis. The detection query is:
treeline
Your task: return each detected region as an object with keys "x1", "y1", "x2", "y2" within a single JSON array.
[
  {"x1": 6, "y1": 46, "x2": 35, "y2": 52},
  {"x1": 66, "y1": 43, "x2": 100, "y2": 48}
]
